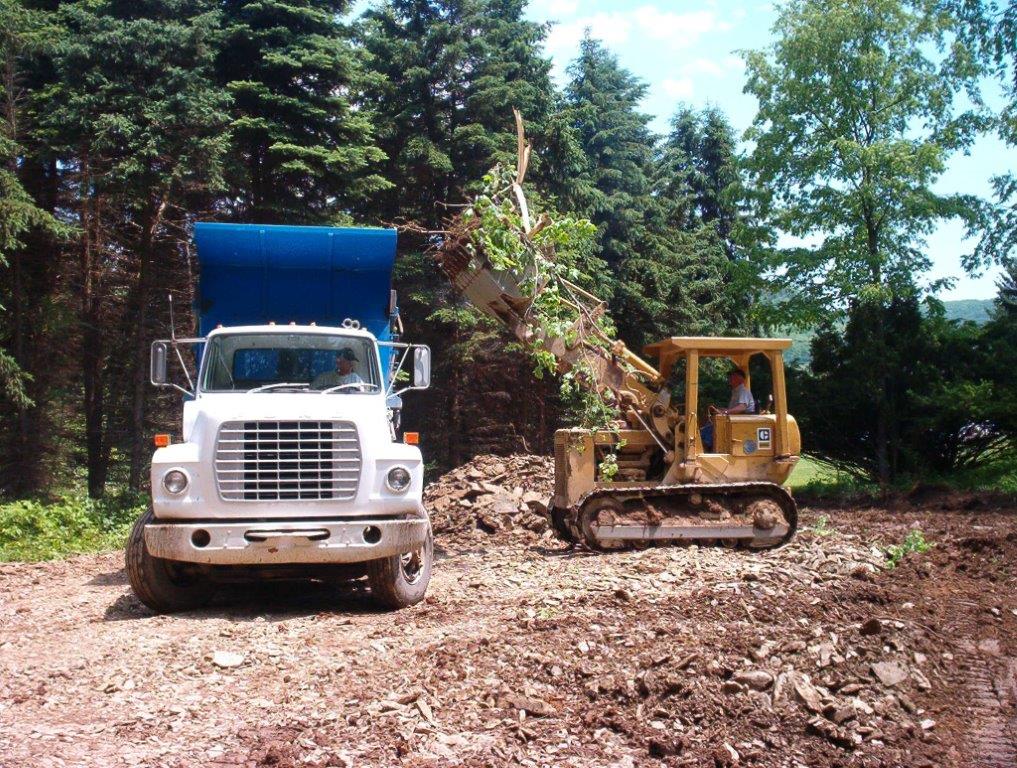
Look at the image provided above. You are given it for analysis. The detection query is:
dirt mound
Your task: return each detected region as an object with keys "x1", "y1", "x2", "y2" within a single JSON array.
[{"x1": 425, "y1": 454, "x2": 554, "y2": 539}]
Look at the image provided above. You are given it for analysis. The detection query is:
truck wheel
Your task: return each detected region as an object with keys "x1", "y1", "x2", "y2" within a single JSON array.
[
  {"x1": 125, "y1": 508, "x2": 209, "y2": 613},
  {"x1": 367, "y1": 526, "x2": 433, "y2": 610}
]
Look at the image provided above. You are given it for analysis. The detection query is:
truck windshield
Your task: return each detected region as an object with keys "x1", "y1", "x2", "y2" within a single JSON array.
[{"x1": 200, "y1": 333, "x2": 380, "y2": 393}]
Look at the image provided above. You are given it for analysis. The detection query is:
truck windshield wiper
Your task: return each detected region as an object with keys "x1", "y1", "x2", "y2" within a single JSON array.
[
  {"x1": 247, "y1": 382, "x2": 311, "y2": 393},
  {"x1": 319, "y1": 382, "x2": 378, "y2": 394}
]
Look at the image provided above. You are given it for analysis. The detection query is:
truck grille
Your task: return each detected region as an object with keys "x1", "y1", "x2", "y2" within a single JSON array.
[{"x1": 214, "y1": 421, "x2": 361, "y2": 501}]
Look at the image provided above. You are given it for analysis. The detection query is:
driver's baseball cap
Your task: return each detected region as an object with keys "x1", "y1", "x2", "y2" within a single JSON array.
[{"x1": 337, "y1": 348, "x2": 359, "y2": 362}]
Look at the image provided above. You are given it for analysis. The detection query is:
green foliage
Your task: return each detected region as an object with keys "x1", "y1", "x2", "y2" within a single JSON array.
[
  {"x1": 598, "y1": 451, "x2": 619, "y2": 482},
  {"x1": 884, "y1": 529, "x2": 933, "y2": 569},
  {"x1": 744, "y1": 0, "x2": 986, "y2": 327},
  {"x1": 790, "y1": 285, "x2": 1017, "y2": 483},
  {"x1": 996, "y1": 262, "x2": 1017, "y2": 318},
  {"x1": 357, "y1": 0, "x2": 555, "y2": 226},
  {"x1": 0, "y1": 0, "x2": 65, "y2": 408},
  {"x1": 556, "y1": 38, "x2": 745, "y2": 350},
  {"x1": 811, "y1": 514, "x2": 835, "y2": 536},
  {"x1": 49, "y1": 0, "x2": 232, "y2": 201},
  {"x1": 453, "y1": 163, "x2": 622, "y2": 429},
  {"x1": 0, "y1": 489, "x2": 145, "y2": 561},
  {"x1": 219, "y1": 0, "x2": 388, "y2": 222},
  {"x1": 943, "y1": 0, "x2": 1017, "y2": 266}
]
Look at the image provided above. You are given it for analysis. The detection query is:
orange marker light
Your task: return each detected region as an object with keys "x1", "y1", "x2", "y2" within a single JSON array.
[
  {"x1": 403, "y1": 432, "x2": 419, "y2": 445},
  {"x1": 153, "y1": 434, "x2": 171, "y2": 448}
]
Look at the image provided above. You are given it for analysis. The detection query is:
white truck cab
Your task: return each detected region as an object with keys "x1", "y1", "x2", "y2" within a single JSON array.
[{"x1": 127, "y1": 224, "x2": 433, "y2": 612}]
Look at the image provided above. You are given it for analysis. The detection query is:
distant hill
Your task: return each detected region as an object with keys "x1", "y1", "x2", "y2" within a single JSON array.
[
  {"x1": 942, "y1": 298, "x2": 993, "y2": 323},
  {"x1": 785, "y1": 298, "x2": 994, "y2": 367}
]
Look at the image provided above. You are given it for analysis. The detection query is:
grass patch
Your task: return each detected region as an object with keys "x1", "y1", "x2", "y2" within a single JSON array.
[
  {"x1": 788, "y1": 455, "x2": 877, "y2": 498},
  {"x1": 920, "y1": 454, "x2": 1017, "y2": 495},
  {"x1": 0, "y1": 489, "x2": 146, "y2": 562},
  {"x1": 809, "y1": 514, "x2": 836, "y2": 536},
  {"x1": 789, "y1": 450, "x2": 1017, "y2": 500}
]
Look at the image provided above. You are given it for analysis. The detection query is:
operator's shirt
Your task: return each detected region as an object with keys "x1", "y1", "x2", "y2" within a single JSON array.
[
  {"x1": 729, "y1": 383, "x2": 756, "y2": 414},
  {"x1": 312, "y1": 371, "x2": 364, "y2": 389}
]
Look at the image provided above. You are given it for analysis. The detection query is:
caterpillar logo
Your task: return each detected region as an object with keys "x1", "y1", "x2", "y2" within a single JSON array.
[{"x1": 757, "y1": 427, "x2": 772, "y2": 449}]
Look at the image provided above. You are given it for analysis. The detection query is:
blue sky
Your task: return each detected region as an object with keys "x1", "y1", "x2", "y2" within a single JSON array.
[{"x1": 524, "y1": 0, "x2": 1016, "y2": 301}]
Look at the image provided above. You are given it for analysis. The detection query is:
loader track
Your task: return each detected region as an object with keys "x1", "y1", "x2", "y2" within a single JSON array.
[{"x1": 556, "y1": 481, "x2": 798, "y2": 551}]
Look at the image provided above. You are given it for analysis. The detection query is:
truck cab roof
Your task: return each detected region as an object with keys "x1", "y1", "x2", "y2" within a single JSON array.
[{"x1": 206, "y1": 324, "x2": 378, "y2": 340}]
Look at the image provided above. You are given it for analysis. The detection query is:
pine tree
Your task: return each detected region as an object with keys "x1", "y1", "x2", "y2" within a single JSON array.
[
  {"x1": 559, "y1": 37, "x2": 737, "y2": 348},
  {"x1": 996, "y1": 260, "x2": 1017, "y2": 318},
  {"x1": 218, "y1": 0, "x2": 388, "y2": 223},
  {"x1": 0, "y1": 0, "x2": 62, "y2": 410},
  {"x1": 358, "y1": 0, "x2": 554, "y2": 225},
  {"x1": 358, "y1": 0, "x2": 559, "y2": 466},
  {"x1": 561, "y1": 35, "x2": 655, "y2": 273},
  {"x1": 657, "y1": 106, "x2": 745, "y2": 256},
  {"x1": 45, "y1": 0, "x2": 232, "y2": 495}
]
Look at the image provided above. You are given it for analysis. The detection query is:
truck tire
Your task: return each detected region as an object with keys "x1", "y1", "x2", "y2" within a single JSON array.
[
  {"x1": 367, "y1": 525, "x2": 433, "y2": 609},
  {"x1": 125, "y1": 507, "x2": 209, "y2": 613}
]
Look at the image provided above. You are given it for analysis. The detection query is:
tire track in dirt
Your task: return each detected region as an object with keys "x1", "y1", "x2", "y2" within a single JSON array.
[{"x1": 958, "y1": 642, "x2": 1017, "y2": 768}]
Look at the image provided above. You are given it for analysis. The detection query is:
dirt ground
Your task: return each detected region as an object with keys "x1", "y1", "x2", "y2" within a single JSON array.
[{"x1": 1, "y1": 456, "x2": 1015, "y2": 768}]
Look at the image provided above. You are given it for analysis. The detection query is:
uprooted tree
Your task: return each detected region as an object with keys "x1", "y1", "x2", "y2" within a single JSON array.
[{"x1": 427, "y1": 110, "x2": 669, "y2": 431}]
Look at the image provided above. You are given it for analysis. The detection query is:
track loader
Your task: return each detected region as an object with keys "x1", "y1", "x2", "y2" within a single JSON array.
[{"x1": 436, "y1": 112, "x2": 801, "y2": 551}]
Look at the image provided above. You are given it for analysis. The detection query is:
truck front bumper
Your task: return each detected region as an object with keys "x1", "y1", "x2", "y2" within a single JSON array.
[{"x1": 144, "y1": 519, "x2": 430, "y2": 566}]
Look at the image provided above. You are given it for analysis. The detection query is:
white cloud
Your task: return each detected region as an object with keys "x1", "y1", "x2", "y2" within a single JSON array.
[
  {"x1": 661, "y1": 77, "x2": 695, "y2": 99},
  {"x1": 545, "y1": 12, "x2": 633, "y2": 58},
  {"x1": 681, "y1": 56, "x2": 744, "y2": 77},
  {"x1": 543, "y1": 0, "x2": 580, "y2": 16},
  {"x1": 543, "y1": 5, "x2": 725, "y2": 61},
  {"x1": 631, "y1": 7, "x2": 723, "y2": 44}
]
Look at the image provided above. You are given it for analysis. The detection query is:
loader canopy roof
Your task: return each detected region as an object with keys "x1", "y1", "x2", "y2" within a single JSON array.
[{"x1": 643, "y1": 337, "x2": 793, "y2": 377}]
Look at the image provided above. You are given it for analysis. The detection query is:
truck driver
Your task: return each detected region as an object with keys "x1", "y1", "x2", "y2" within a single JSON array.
[{"x1": 312, "y1": 348, "x2": 364, "y2": 389}]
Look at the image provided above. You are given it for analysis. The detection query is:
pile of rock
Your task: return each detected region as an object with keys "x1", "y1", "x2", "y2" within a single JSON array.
[{"x1": 425, "y1": 454, "x2": 554, "y2": 538}]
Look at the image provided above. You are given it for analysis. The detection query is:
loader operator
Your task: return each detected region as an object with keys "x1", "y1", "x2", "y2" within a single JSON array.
[
  {"x1": 700, "y1": 368, "x2": 755, "y2": 452},
  {"x1": 312, "y1": 348, "x2": 363, "y2": 389}
]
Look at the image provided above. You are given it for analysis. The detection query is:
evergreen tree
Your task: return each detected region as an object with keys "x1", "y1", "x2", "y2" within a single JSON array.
[
  {"x1": 358, "y1": 0, "x2": 559, "y2": 467},
  {"x1": 45, "y1": 0, "x2": 232, "y2": 495},
  {"x1": 560, "y1": 37, "x2": 737, "y2": 348},
  {"x1": 0, "y1": 0, "x2": 62, "y2": 410},
  {"x1": 658, "y1": 106, "x2": 744, "y2": 256},
  {"x1": 561, "y1": 35, "x2": 655, "y2": 273},
  {"x1": 218, "y1": 0, "x2": 388, "y2": 223},
  {"x1": 653, "y1": 105, "x2": 750, "y2": 333},
  {"x1": 995, "y1": 260, "x2": 1017, "y2": 318},
  {"x1": 358, "y1": 0, "x2": 554, "y2": 225}
]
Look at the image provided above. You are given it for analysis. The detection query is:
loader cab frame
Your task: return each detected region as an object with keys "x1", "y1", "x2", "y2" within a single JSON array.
[{"x1": 642, "y1": 337, "x2": 800, "y2": 483}]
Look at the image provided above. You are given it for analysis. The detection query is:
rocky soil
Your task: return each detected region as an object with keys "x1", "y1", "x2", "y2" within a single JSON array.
[{"x1": 1, "y1": 454, "x2": 1015, "y2": 767}]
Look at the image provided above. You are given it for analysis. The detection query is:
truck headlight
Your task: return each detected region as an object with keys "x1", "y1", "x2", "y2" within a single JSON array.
[
  {"x1": 386, "y1": 466, "x2": 411, "y2": 493},
  {"x1": 163, "y1": 469, "x2": 188, "y2": 495}
]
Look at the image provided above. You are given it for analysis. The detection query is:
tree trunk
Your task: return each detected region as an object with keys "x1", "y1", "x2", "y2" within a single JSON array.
[
  {"x1": 80, "y1": 157, "x2": 108, "y2": 499},
  {"x1": 128, "y1": 197, "x2": 167, "y2": 490},
  {"x1": 863, "y1": 213, "x2": 892, "y2": 487}
]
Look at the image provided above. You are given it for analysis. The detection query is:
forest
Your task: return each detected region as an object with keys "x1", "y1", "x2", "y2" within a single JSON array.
[{"x1": 1, "y1": 0, "x2": 1016, "y2": 504}]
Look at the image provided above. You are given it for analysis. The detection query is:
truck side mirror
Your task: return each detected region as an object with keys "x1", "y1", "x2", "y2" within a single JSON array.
[
  {"x1": 151, "y1": 342, "x2": 168, "y2": 385},
  {"x1": 412, "y1": 346, "x2": 431, "y2": 389}
]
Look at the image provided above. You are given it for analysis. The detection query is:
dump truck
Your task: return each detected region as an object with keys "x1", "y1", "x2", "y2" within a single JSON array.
[
  {"x1": 440, "y1": 237, "x2": 801, "y2": 551},
  {"x1": 128, "y1": 223, "x2": 433, "y2": 612}
]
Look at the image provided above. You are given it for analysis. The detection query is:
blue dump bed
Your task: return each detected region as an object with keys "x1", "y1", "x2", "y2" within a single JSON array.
[{"x1": 193, "y1": 223, "x2": 398, "y2": 340}]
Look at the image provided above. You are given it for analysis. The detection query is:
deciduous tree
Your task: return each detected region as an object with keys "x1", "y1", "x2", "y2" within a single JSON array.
[{"x1": 744, "y1": 0, "x2": 985, "y2": 482}]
